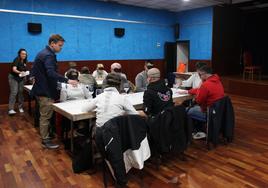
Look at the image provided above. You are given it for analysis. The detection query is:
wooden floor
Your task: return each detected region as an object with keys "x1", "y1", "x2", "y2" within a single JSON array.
[{"x1": 1, "y1": 94, "x2": 268, "y2": 188}]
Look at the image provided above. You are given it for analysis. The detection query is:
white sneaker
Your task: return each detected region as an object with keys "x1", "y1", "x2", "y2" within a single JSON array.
[
  {"x1": 193, "y1": 132, "x2": 207, "y2": 140},
  {"x1": 8, "y1": 110, "x2": 16, "y2": 115},
  {"x1": 19, "y1": 108, "x2": 24, "y2": 113}
]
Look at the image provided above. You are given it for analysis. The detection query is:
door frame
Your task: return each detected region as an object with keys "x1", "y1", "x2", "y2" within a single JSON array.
[{"x1": 176, "y1": 40, "x2": 190, "y2": 72}]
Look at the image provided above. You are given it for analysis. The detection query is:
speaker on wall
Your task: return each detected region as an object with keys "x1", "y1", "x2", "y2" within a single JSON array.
[
  {"x1": 114, "y1": 28, "x2": 125, "y2": 37},
  {"x1": 174, "y1": 23, "x2": 180, "y2": 39},
  {"x1": 28, "y1": 23, "x2": 42, "y2": 33}
]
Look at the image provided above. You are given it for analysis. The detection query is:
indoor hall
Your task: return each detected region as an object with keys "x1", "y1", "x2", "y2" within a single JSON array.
[{"x1": 0, "y1": 0, "x2": 267, "y2": 187}]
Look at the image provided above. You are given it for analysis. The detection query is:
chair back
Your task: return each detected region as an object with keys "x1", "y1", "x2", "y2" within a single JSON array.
[
  {"x1": 95, "y1": 115, "x2": 150, "y2": 186},
  {"x1": 148, "y1": 105, "x2": 188, "y2": 154},
  {"x1": 243, "y1": 51, "x2": 253, "y2": 67},
  {"x1": 207, "y1": 96, "x2": 235, "y2": 145}
]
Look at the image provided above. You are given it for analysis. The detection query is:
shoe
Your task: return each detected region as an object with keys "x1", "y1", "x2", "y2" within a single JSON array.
[
  {"x1": 193, "y1": 132, "x2": 206, "y2": 140},
  {"x1": 19, "y1": 108, "x2": 24, "y2": 113},
  {"x1": 8, "y1": 110, "x2": 16, "y2": 115},
  {"x1": 73, "y1": 129, "x2": 85, "y2": 137},
  {"x1": 42, "y1": 139, "x2": 59, "y2": 149}
]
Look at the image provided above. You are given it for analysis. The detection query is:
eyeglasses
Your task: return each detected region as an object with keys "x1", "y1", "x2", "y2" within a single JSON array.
[
  {"x1": 146, "y1": 65, "x2": 154, "y2": 70},
  {"x1": 113, "y1": 68, "x2": 121, "y2": 73}
]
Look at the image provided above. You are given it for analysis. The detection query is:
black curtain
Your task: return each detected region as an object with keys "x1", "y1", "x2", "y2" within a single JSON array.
[{"x1": 242, "y1": 9, "x2": 268, "y2": 74}]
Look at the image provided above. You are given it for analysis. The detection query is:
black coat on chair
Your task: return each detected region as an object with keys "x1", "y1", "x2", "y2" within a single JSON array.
[
  {"x1": 207, "y1": 96, "x2": 235, "y2": 145},
  {"x1": 148, "y1": 105, "x2": 188, "y2": 154},
  {"x1": 95, "y1": 115, "x2": 148, "y2": 186}
]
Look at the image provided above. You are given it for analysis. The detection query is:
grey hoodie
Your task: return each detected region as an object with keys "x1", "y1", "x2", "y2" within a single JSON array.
[{"x1": 78, "y1": 74, "x2": 96, "y2": 87}]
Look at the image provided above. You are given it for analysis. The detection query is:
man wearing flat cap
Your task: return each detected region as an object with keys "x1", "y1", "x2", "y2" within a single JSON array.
[
  {"x1": 143, "y1": 68, "x2": 174, "y2": 117},
  {"x1": 135, "y1": 60, "x2": 154, "y2": 92},
  {"x1": 103, "y1": 62, "x2": 130, "y2": 93},
  {"x1": 110, "y1": 62, "x2": 127, "y2": 80}
]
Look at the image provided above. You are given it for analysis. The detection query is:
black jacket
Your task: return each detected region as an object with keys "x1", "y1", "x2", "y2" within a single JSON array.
[
  {"x1": 31, "y1": 46, "x2": 68, "y2": 99},
  {"x1": 95, "y1": 115, "x2": 148, "y2": 185},
  {"x1": 143, "y1": 79, "x2": 174, "y2": 117},
  {"x1": 148, "y1": 105, "x2": 188, "y2": 154},
  {"x1": 207, "y1": 96, "x2": 235, "y2": 145}
]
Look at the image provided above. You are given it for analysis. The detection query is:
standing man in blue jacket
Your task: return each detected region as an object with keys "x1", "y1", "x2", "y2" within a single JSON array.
[{"x1": 31, "y1": 34, "x2": 78, "y2": 149}]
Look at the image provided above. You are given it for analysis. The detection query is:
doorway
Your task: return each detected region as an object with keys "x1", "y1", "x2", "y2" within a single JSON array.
[{"x1": 177, "y1": 40, "x2": 190, "y2": 72}]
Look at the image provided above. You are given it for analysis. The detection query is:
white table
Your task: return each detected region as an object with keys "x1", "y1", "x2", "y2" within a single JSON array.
[
  {"x1": 23, "y1": 85, "x2": 41, "y2": 127},
  {"x1": 52, "y1": 88, "x2": 191, "y2": 121},
  {"x1": 52, "y1": 88, "x2": 192, "y2": 152},
  {"x1": 24, "y1": 85, "x2": 33, "y2": 92},
  {"x1": 23, "y1": 85, "x2": 33, "y2": 114},
  {"x1": 125, "y1": 88, "x2": 192, "y2": 109}
]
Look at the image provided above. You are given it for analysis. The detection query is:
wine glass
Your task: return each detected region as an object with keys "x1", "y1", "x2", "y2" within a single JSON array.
[
  {"x1": 85, "y1": 85, "x2": 94, "y2": 96},
  {"x1": 86, "y1": 85, "x2": 94, "y2": 92},
  {"x1": 96, "y1": 88, "x2": 103, "y2": 95},
  {"x1": 123, "y1": 82, "x2": 130, "y2": 94},
  {"x1": 57, "y1": 82, "x2": 63, "y2": 90},
  {"x1": 164, "y1": 78, "x2": 168, "y2": 86}
]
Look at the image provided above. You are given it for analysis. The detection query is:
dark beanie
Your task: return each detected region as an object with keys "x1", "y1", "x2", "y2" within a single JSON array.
[
  {"x1": 81, "y1": 66, "x2": 90, "y2": 74},
  {"x1": 66, "y1": 69, "x2": 79, "y2": 80},
  {"x1": 106, "y1": 73, "x2": 121, "y2": 87}
]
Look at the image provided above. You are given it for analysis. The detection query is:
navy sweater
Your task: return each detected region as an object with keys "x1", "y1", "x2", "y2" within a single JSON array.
[{"x1": 31, "y1": 46, "x2": 68, "y2": 100}]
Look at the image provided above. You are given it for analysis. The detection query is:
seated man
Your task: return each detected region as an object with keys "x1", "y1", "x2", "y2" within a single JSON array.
[
  {"x1": 82, "y1": 73, "x2": 138, "y2": 127},
  {"x1": 60, "y1": 69, "x2": 92, "y2": 102},
  {"x1": 92, "y1": 63, "x2": 108, "y2": 85},
  {"x1": 179, "y1": 65, "x2": 225, "y2": 139},
  {"x1": 103, "y1": 62, "x2": 131, "y2": 93},
  {"x1": 143, "y1": 68, "x2": 174, "y2": 117},
  {"x1": 135, "y1": 60, "x2": 154, "y2": 92},
  {"x1": 179, "y1": 62, "x2": 206, "y2": 89},
  {"x1": 78, "y1": 66, "x2": 96, "y2": 91},
  {"x1": 110, "y1": 62, "x2": 127, "y2": 79}
]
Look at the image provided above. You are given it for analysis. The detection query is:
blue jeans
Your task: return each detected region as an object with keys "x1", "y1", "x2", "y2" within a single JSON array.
[{"x1": 187, "y1": 105, "x2": 206, "y2": 122}]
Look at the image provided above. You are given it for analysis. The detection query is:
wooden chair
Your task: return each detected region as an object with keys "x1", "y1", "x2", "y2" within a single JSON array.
[{"x1": 243, "y1": 51, "x2": 261, "y2": 80}]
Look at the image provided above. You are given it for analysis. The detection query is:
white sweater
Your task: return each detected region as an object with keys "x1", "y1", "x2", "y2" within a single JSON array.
[
  {"x1": 82, "y1": 87, "x2": 138, "y2": 127},
  {"x1": 92, "y1": 70, "x2": 108, "y2": 81},
  {"x1": 60, "y1": 83, "x2": 92, "y2": 102}
]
